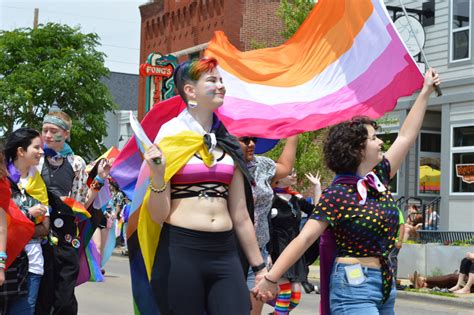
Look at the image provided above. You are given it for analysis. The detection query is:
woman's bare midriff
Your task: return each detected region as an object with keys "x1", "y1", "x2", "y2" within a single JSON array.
[
  {"x1": 166, "y1": 197, "x2": 233, "y2": 232},
  {"x1": 336, "y1": 256, "x2": 381, "y2": 269}
]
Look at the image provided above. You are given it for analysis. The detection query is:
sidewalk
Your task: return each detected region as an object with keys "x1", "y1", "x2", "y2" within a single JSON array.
[{"x1": 308, "y1": 265, "x2": 474, "y2": 309}]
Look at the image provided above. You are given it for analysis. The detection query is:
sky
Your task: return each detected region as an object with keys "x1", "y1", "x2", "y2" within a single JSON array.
[{"x1": 0, "y1": 0, "x2": 145, "y2": 74}]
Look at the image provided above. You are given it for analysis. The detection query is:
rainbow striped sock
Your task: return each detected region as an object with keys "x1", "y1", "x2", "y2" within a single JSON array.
[
  {"x1": 288, "y1": 290, "x2": 301, "y2": 311},
  {"x1": 273, "y1": 282, "x2": 292, "y2": 315}
]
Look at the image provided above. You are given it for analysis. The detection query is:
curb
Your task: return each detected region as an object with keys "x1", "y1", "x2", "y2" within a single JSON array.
[{"x1": 396, "y1": 290, "x2": 474, "y2": 309}]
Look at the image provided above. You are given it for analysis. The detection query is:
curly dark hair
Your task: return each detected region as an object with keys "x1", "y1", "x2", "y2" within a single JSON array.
[{"x1": 324, "y1": 116, "x2": 378, "y2": 174}]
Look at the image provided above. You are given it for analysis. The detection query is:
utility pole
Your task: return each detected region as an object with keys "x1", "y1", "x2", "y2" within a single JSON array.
[{"x1": 33, "y1": 8, "x2": 39, "y2": 29}]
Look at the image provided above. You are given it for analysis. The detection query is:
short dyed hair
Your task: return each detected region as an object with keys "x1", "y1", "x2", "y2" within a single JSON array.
[
  {"x1": 173, "y1": 57, "x2": 218, "y2": 105},
  {"x1": 324, "y1": 116, "x2": 379, "y2": 174}
]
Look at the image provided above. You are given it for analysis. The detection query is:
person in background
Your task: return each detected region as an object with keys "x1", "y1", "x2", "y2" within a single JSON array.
[
  {"x1": 36, "y1": 109, "x2": 111, "y2": 315},
  {"x1": 237, "y1": 134, "x2": 298, "y2": 315},
  {"x1": 267, "y1": 170, "x2": 321, "y2": 314},
  {"x1": 3, "y1": 128, "x2": 50, "y2": 315}
]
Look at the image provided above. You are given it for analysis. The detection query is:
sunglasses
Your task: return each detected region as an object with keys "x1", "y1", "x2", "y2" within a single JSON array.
[{"x1": 239, "y1": 137, "x2": 258, "y2": 145}]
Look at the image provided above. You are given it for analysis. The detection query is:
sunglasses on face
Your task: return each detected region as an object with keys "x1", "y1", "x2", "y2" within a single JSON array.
[{"x1": 239, "y1": 137, "x2": 258, "y2": 145}]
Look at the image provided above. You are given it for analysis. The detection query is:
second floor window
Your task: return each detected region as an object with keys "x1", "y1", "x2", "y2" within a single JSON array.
[{"x1": 451, "y1": 0, "x2": 471, "y2": 61}]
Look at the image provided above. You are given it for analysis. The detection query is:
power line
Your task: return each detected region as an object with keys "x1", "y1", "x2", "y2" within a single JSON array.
[
  {"x1": 0, "y1": 5, "x2": 141, "y2": 24},
  {"x1": 101, "y1": 44, "x2": 140, "y2": 51},
  {"x1": 106, "y1": 59, "x2": 139, "y2": 65}
]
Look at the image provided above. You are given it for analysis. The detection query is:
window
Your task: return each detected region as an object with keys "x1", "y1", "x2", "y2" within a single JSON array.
[
  {"x1": 379, "y1": 132, "x2": 398, "y2": 194},
  {"x1": 418, "y1": 132, "x2": 441, "y2": 195},
  {"x1": 452, "y1": 125, "x2": 474, "y2": 193},
  {"x1": 451, "y1": 0, "x2": 471, "y2": 62}
]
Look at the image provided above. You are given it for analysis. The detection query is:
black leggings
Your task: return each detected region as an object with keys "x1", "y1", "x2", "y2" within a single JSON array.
[
  {"x1": 460, "y1": 258, "x2": 474, "y2": 275},
  {"x1": 151, "y1": 223, "x2": 250, "y2": 315}
]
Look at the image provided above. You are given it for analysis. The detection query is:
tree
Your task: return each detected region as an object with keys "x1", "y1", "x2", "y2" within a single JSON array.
[
  {"x1": 276, "y1": 0, "x2": 316, "y2": 40},
  {"x1": 0, "y1": 23, "x2": 117, "y2": 159},
  {"x1": 265, "y1": 0, "x2": 333, "y2": 193}
]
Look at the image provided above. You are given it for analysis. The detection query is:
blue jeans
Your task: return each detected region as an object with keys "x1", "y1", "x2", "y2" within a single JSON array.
[
  {"x1": 246, "y1": 246, "x2": 269, "y2": 289},
  {"x1": 330, "y1": 263, "x2": 396, "y2": 315},
  {"x1": 7, "y1": 272, "x2": 42, "y2": 315}
]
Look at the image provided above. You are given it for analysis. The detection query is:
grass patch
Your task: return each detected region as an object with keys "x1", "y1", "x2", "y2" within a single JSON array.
[
  {"x1": 311, "y1": 257, "x2": 320, "y2": 266},
  {"x1": 404, "y1": 288, "x2": 458, "y2": 298}
]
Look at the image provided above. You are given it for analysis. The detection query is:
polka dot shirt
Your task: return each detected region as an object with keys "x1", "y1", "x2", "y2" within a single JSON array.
[{"x1": 310, "y1": 157, "x2": 399, "y2": 303}]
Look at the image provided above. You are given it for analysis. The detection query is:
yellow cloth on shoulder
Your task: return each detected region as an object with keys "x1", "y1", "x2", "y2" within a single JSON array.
[{"x1": 138, "y1": 130, "x2": 214, "y2": 280}]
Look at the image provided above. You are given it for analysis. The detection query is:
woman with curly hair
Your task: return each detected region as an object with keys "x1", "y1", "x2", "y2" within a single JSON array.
[{"x1": 254, "y1": 69, "x2": 441, "y2": 314}]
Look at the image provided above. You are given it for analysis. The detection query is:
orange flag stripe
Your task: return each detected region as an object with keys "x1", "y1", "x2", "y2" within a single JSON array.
[{"x1": 206, "y1": 0, "x2": 373, "y2": 87}]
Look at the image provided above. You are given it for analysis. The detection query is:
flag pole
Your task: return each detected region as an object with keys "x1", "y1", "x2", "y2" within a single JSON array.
[{"x1": 398, "y1": 0, "x2": 442, "y2": 96}]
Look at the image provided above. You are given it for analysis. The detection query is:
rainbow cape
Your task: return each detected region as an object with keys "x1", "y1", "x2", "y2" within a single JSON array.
[
  {"x1": 124, "y1": 110, "x2": 217, "y2": 314},
  {"x1": 205, "y1": 0, "x2": 424, "y2": 137}
]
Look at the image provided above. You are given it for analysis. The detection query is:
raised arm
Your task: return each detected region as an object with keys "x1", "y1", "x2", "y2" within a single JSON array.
[
  {"x1": 385, "y1": 69, "x2": 441, "y2": 177},
  {"x1": 272, "y1": 135, "x2": 299, "y2": 185}
]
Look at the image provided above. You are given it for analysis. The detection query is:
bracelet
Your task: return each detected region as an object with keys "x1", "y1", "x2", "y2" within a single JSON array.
[
  {"x1": 90, "y1": 179, "x2": 105, "y2": 192},
  {"x1": 149, "y1": 179, "x2": 167, "y2": 193},
  {"x1": 251, "y1": 262, "x2": 266, "y2": 273},
  {"x1": 0, "y1": 252, "x2": 7, "y2": 259},
  {"x1": 264, "y1": 275, "x2": 277, "y2": 285},
  {"x1": 94, "y1": 175, "x2": 105, "y2": 185}
]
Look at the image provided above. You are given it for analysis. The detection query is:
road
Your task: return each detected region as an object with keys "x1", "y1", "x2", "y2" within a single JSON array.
[{"x1": 76, "y1": 255, "x2": 467, "y2": 315}]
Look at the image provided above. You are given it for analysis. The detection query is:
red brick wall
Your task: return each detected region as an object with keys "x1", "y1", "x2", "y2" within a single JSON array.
[
  {"x1": 138, "y1": 0, "x2": 283, "y2": 118},
  {"x1": 241, "y1": 0, "x2": 284, "y2": 50}
]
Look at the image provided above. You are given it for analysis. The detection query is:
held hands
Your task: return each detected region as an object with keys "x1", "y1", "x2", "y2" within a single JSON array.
[
  {"x1": 422, "y1": 68, "x2": 441, "y2": 94},
  {"x1": 28, "y1": 204, "x2": 48, "y2": 218},
  {"x1": 251, "y1": 272, "x2": 278, "y2": 302}
]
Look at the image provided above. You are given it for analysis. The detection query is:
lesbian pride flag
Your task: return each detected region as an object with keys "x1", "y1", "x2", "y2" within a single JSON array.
[{"x1": 205, "y1": 0, "x2": 424, "y2": 137}]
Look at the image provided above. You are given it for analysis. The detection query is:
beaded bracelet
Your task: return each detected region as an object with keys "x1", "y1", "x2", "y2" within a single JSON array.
[
  {"x1": 0, "y1": 252, "x2": 7, "y2": 259},
  {"x1": 90, "y1": 178, "x2": 105, "y2": 192},
  {"x1": 0, "y1": 261, "x2": 5, "y2": 269},
  {"x1": 149, "y1": 179, "x2": 167, "y2": 193}
]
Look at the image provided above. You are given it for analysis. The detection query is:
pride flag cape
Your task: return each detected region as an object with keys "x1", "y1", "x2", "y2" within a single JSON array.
[
  {"x1": 111, "y1": 96, "x2": 187, "y2": 200},
  {"x1": 125, "y1": 110, "x2": 218, "y2": 314},
  {"x1": 0, "y1": 178, "x2": 35, "y2": 269},
  {"x1": 205, "y1": 0, "x2": 424, "y2": 137}
]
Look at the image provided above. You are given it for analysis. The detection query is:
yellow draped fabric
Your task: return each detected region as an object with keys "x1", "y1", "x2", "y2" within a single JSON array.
[
  {"x1": 137, "y1": 130, "x2": 214, "y2": 280},
  {"x1": 22, "y1": 169, "x2": 49, "y2": 224}
]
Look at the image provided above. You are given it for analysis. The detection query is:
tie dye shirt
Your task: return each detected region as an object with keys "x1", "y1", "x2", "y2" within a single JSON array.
[{"x1": 310, "y1": 157, "x2": 399, "y2": 303}]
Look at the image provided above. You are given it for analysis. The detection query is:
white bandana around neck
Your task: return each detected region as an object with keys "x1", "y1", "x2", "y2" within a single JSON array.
[
  {"x1": 155, "y1": 109, "x2": 218, "y2": 155},
  {"x1": 356, "y1": 171, "x2": 387, "y2": 205}
]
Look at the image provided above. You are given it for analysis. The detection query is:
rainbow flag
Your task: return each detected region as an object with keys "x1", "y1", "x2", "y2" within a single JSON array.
[
  {"x1": 111, "y1": 97, "x2": 187, "y2": 199},
  {"x1": 63, "y1": 197, "x2": 91, "y2": 222},
  {"x1": 205, "y1": 0, "x2": 424, "y2": 137}
]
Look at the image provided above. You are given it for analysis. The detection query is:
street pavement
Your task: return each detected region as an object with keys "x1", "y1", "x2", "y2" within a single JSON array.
[{"x1": 76, "y1": 254, "x2": 473, "y2": 314}]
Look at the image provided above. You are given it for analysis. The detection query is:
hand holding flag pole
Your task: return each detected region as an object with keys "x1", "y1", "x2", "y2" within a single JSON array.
[
  {"x1": 129, "y1": 111, "x2": 162, "y2": 165},
  {"x1": 399, "y1": 0, "x2": 442, "y2": 96}
]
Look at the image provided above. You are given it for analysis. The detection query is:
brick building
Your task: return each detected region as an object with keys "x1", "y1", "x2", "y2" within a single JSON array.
[{"x1": 138, "y1": 0, "x2": 285, "y2": 117}]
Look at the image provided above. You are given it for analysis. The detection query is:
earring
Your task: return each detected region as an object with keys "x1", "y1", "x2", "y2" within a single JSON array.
[{"x1": 188, "y1": 100, "x2": 198, "y2": 108}]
